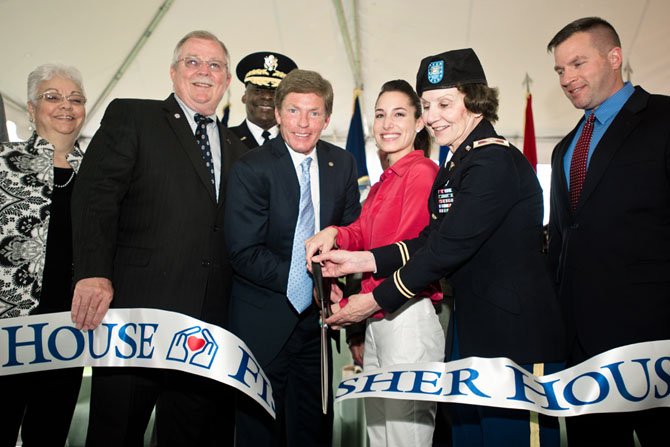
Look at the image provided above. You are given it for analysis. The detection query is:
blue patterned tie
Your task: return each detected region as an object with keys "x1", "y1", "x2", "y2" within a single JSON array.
[
  {"x1": 286, "y1": 157, "x2": 315, "y2": 313},
  {"x1": 194, "y1": 113, "x2": 216, "y2": 188}
]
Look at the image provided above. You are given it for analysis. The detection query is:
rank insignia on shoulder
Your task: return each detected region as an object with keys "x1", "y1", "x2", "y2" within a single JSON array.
[{"x1": 473, "y1": 137, "x2": 510, "y2": 149}]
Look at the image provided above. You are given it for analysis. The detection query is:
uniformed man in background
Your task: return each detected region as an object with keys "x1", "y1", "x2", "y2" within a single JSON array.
[{"x1": 229, "y1": 51, "x2": 297, "y2": 148}]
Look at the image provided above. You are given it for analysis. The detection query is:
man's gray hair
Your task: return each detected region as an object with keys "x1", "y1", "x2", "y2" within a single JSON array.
[{"x1": 171, "y1": 30, "x2": 230, "y2": 75}]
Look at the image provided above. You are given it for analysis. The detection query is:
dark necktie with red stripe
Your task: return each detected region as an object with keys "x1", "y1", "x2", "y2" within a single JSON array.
[{"x1": 569, "y1": 113, "x2": 596, "y2": 212}]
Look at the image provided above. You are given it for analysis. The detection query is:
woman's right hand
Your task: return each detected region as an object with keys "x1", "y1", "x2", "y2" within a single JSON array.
[{"x1": 305, "y1": 226, "x2": 339, "y2": 265}]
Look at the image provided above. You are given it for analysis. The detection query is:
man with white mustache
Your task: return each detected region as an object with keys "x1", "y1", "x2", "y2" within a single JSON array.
[{"x1": 71, "y1": 30, "x2": 247, "y2": 446}]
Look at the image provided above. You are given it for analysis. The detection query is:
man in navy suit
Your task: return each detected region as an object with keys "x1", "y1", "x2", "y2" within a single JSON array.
[
  {"x1": 547, "y1": 17, "x2": 670, "y2": 446},
  {"x1": 71, "y1": 30, "x2": 246, "y2": 446},
  {"x1": 224, "y1": 69, "x2": 360, "y2": 446}
]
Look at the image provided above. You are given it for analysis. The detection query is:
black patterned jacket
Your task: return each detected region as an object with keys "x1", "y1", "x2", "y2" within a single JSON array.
[{"x1": 0, "y1": 133, "x2": 83, "y2": 317}]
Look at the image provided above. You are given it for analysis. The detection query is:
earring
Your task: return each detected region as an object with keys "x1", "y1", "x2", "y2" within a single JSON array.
[{"x1": 29, "y1": 116, "x2": 34, "y2": 123}]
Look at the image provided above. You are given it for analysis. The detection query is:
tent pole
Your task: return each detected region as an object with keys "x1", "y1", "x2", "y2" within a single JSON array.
[
  {"x1": 87, "y1": 0, "x2": 175, "y2": 120},
  {"x1": 332, "y1": 0, "x2": 362, "y2": 90}
]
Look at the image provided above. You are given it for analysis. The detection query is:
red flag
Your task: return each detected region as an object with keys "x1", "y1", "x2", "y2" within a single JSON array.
[{"x1": 523, "y1": 93, "x2": 538, "y2": 171}]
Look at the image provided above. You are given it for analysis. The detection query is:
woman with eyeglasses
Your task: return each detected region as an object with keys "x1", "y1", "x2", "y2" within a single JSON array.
[{"x1": 0, "y1": 63, "x2": 86, "y2": 447}]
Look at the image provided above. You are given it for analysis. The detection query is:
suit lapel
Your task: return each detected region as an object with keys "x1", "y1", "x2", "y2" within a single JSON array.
[
  {"x1": 217, "y1": 121, "x2": 234, "y2": 206},
  {"x1": 316, "y1": 141, "x2": 335, "y2": 229},
  {"x1": 553, "y1": 129, "x2": 575, "y2": 217},
  {"x1": 577, "y1": 88, "x2": 647, "y2": 212},
  {"x1": 242, "y1": 122, "x2": 259, "y2": 148},
  {"x1": 163, "y1": 95, "x2": 217, "y2": 203},
  {"x1": 238, "y1": 122, "x2": 258, "y2": 149},
  {"x1": 270, "y1": 137, "x2": 300, "y2": 219}
]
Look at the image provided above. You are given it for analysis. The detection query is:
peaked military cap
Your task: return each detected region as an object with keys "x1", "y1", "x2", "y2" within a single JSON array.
[
  {"x1": 416, "y1": 48, "x2": 487, "y2": 96},
  {"x1": 236, "y1": 51, "x2": 298, "y2": 89}
]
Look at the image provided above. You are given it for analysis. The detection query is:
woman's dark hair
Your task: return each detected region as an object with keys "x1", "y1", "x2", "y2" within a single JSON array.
[
  {"x1": 457, "y1": 83, "x2": 499, "y2": 123},
  {"x1": 376, "y1": 79, "x2": 431, "y2": 155}
]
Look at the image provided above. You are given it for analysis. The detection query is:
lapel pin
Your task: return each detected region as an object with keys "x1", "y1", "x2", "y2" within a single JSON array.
[
  {"x1": 174, "y1": 113, "x2": 181, "y2": 119},
  {"x1": 328, "y1": 161, "x2": 334, "y2": 167}
]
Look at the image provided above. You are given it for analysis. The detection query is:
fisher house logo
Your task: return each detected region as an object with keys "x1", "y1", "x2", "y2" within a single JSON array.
[{"x1": 166, "y1": 326, "x2": 218, "y2": 369}]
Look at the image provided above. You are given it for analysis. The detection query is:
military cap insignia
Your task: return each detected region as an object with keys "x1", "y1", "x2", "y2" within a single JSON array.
[
  {"x1": 427, "y1": 60, "x2": 444, "y2": 84},
  {"x1": 473, "y1": 137, "x2": 510, "y2": 149},
  {"x1": 236, "y1": 52, "x2": 297, "y2": 88},
  {"x1": 264, "y1": 54, "x2": 279, "y2": 72}
]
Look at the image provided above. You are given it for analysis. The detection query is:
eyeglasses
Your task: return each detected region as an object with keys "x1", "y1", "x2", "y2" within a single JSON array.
[
  {"x1": 36, "y1": 91, "x2": 87, "y2": 106},
  {"x1": 177, "y1": 56, "x2": 227, "y2": 73}
]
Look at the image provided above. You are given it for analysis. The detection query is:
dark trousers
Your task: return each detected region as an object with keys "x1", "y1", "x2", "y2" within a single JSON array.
[
  {"x1": 0, "y1": 367, "x2": 83, "y2": 447},
  {"x1": 565, "y1": 338, "x2": 670, "y2": 446},
  {"x1": 448, "y1": 319, "x2": 561, "y2": 447},
  {"x1": 85, "y1": 367, "x2": 234, "y2": 447},
  {"x1": 234, "y1": 306, "x2": 333, "y2": 447},
  {"x1": 449, "y1": 399, "x2": 560, "y2": 447}
]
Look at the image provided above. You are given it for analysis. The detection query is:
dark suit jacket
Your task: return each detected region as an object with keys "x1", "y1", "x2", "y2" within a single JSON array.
[
  {"x1": 229, "y1": 121, "x2": 260, "y2": 149},
  {"x1": 72, "y1": 95, "x2": 247, "y2": 327},
  {"x1": 548, "y1": 86, "x2": 670, "y2": 358},
  {"x1": 373, "y1": 120, "x2": 566, "y2": 365},
  {"x1": 224, "y1": 136, "x2": 361, "y2": 366}
]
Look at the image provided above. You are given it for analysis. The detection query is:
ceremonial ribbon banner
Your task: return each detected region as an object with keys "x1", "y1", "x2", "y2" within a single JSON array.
[
  {"x1": 336, "y1": 340, "x2": 670, "y2": 416},
  {"x1": 0, "y1": 309, "x2": 275, "y2": 418}
]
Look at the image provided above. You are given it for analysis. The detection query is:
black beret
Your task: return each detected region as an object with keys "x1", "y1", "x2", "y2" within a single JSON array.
[
  {"x1": 235, "y1": 51, "x2": 298, "y2": 89},
  {"x1": 416, "y1": 48, "x2": 487, "y2": 96}
]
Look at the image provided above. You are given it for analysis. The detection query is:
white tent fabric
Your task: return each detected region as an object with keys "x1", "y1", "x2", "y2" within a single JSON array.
[{"x1": 2, "y1": 0, "x2": 669, "y2": 173}]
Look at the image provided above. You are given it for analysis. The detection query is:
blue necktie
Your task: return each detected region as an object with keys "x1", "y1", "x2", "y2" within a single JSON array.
[
  {"x1": 286, "y1": 157, "x2": 315, "y2": 313},
  {"x1": 194, "y1": 113, "x2": 216, "y2": 188}
]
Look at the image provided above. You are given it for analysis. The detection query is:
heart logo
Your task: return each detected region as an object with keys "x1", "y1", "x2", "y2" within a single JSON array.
[{"x1": 187, "y1": 336, "x2": 206, "y2": 351}]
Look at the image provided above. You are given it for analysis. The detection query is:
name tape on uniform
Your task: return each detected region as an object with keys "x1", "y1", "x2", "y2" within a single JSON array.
[
  {"x1": 0, "y1": 309, "x2": 276, "y2": 418},
  {"x1": 336, "y1": 340, "x2": 670, "y2": 416}
]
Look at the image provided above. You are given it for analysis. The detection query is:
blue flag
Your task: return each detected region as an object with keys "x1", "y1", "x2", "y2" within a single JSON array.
[{"x1": 345, "y1": 93, "x2": 369, "y2": 197}]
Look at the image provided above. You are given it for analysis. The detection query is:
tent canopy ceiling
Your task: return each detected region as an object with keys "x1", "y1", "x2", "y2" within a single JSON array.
[{"x1": 1, "y1": 0, "x2": 668, "y2": 163}]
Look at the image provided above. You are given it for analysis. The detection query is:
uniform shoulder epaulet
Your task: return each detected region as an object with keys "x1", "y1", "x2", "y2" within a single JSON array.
[{"x1": 472, "y1": 137, "x2": 510, "y2": 149}]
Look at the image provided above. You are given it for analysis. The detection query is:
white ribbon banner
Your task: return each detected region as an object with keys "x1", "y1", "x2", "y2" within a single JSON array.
[
  {"x1": 336, "y1": 340, "x2": 670, "y2": 416},
  {"x1": 0, "y1": 309, "x2": 275, "y2": 418}
]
